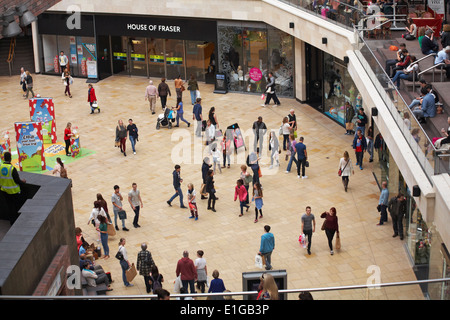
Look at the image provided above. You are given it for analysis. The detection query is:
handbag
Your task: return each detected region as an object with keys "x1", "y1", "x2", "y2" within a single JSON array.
[
  {"x1": 118, "y1": 210, "x2": 127, "y2": 220},
  {"x1": 181, "y1": 84, "x2": 185, "y2": 92},
  {"x1": 126, "y1": 263, "x2": 137, "y2": 283},
  {"x1": 321, "y1": 219, "x2": 327, "y2": 231},
  {"x1": 335, "y1": 233, "x2": 341, "y2": 250},
  {"x1": 338, "y1": 160, "x2": 349, "y2": 176}
]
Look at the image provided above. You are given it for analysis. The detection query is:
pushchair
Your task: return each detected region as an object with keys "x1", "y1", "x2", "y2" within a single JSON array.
[{"x1": 156, "y1": 107, "x2": 175, "y2": 130}]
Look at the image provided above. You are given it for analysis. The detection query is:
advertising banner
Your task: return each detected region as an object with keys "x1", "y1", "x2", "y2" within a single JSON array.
[
  {"x1": 14, "y1": 122, "x2": 46, "y2": 171},
  {"x1": 29, "y1": 97, "x2": 56, "y2": 144}
]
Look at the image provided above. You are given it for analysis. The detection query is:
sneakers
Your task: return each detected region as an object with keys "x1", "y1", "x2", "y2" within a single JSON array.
[
  {"x1": 330, "y1": 250, "x2": 334, "y2": 255},
  {"x1": 302, "y1": 176, "x2": 308, "y2": 179},
  {"x1": 167, "y1": 200, "x2": 172, "y2": 207}
]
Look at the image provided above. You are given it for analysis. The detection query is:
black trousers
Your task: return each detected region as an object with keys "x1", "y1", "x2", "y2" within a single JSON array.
[
  {"x1": 160, "y1": 95, "x2": 168, "y2": 108},
  {"x1": 391, "y1": 213, "x2": 404, "y2": 237},
  {"x1": 208, "y1": 191, "x2": 216, "y2": 209},
  {"x1": 304, "y1": 229, "x2": 312, "y2": 252},
  {"x1": 325, "y1": 229, "x2": 336, "y2": 251},
  {"x1": 1, "y1": 191, "x2": 22, "y2": 225},
  {"x1": 297, "y1": 158, "x2": 306, "y2": 177},
  {"x1": 65, "y1": 139, "x2": 71, "y2": 155},
  {"x1": 143, "y1": 275, "x2": 152, "y2": 293},
  {"x1": 264, "y1": 92, "x2": 280, "y2": 105}
]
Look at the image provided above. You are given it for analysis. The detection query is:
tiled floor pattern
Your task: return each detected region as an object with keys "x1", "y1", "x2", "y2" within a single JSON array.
[{"x1": 0, "y1": 74, "x2": 424, "y2": 299}]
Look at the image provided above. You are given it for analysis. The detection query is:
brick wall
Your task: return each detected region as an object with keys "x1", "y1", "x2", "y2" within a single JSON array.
[
  {"x1": 32, "y1": 245, "x2": 75, "y2": 296},
  {"x1": 0, "y1": 0, "x2": 62, "y2": 39}
]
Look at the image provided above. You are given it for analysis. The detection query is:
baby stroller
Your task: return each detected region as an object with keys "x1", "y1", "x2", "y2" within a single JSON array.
[{"x1": 156, "y1": 107, "x2": 175, "y2": 130}]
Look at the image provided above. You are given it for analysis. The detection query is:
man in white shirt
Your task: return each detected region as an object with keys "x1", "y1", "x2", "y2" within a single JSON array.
[
  {"x1": 434, "y1": 46, "x2": 450, "y2": 79},
  {"x1": 20, "y1": 67, "x2": 27, "y2": 96},
  {"x1": 59, "y1": 51, "x2": 69, "y2": 73},
  {"x1": 128, "y1": 182, "x2": 143, "y2": 228}
]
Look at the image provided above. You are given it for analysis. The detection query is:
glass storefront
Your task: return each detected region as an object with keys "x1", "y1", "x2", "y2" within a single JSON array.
[
  {"x1": 305, "y1": 45, "x2": 363, "y2": 126},
  {"x1": 323, "y1": 53, "x2": 362, "y2": 126},
  {"x1": 217, "y1": 22, "x2": 294, "y2": 97},
  {"x1": 41, "y1": 34, "x2": 96, "y2": 78}
]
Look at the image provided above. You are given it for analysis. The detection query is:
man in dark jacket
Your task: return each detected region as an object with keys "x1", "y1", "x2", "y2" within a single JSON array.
[
  {"x1": 388, "y1": 193, "x2": 407, "y2": 240},
  {"x1": 167, "y1": 165, "x2": 186, "y2": 208},
  {"x1": 201, "y1": 157, "x2": 211, "y2": 199},
  {"x1": 353, "y1": 129, "x2": 367, "y2": 170},
  {"x1": 252, "y1": 116, "x2": 267, "y2": 153},
  {"x1": 421, "y1": 29, "x2": 439, "y2": 55}
]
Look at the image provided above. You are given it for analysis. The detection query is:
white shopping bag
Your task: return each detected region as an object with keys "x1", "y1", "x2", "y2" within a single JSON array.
[
  {"x1": 298, "y1": 234, "x2": 308, "y2": 248},
  {"x1": 255, "y1": 254, "x2": 263, "y2": 269}
]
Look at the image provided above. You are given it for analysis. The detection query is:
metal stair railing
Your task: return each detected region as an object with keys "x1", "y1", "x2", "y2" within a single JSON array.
[{"x1": 6, "y1": 37, "x2": 16, "y2": 77}]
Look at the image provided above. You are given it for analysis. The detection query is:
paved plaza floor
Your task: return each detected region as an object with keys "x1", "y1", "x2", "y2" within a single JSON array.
[{"x1": 0, "y1": 74, "x2": 424, "y2": 300}]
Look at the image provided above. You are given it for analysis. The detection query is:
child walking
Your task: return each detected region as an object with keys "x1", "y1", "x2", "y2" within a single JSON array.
[
  {"x1": 187, "y1": 183, "x2": 198, "y2": 220},
  {"x1": 234, "y1": 179, "x2": 249, "y2": 217},
  {"x1": 252, "y1": 182, "x2": 264, "y2": 223}
]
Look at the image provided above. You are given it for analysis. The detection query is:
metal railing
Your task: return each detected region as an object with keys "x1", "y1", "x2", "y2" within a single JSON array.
[
  {"x1": 1, "y1": 277, "x2": 449, "y2": 300},
  {"x1": 354, "y1": 33, "x2": 440, "y2": 180},
  {"x1": 415, "y1": 63, "x2": 446, "y2": 89}
]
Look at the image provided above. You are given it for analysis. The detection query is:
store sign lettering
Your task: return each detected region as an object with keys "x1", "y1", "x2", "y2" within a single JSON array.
[{"x1": 126, "y1": 23, "x2": 181, "y2": 33}]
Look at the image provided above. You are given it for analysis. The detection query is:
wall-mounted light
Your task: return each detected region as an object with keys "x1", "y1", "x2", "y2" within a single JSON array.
[
  {"x1": 413, "y1": 185, "x2": 421, "y2": 197},
  {"x1": 0, "y1": 5, "x2": 37, "y2": 38},
  {"x1": 322, "y1": 37, "x2": 327, "y2": 44},
  {"x1": 289, "y1": 22, "x2": 294, "y2": 29},
  {"x1": 371, "y1": 107, "x2": 378, "y2": 117}
]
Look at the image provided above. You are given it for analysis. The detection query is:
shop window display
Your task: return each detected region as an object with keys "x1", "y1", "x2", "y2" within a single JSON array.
[
  {"x1": 41, "y1": 34, "x2": 96, "y2": 78},
  {"x1": 323, "y1": 54, "x2": 362, "y2": 126},
  {"x1": 217, "y1": 23, "x2": 294, "y2": 97}
]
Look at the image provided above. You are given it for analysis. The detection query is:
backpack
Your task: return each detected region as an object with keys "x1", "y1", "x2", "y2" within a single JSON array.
[{"x1": 151, "y1": 274, "x2": 162, "y2": 291}]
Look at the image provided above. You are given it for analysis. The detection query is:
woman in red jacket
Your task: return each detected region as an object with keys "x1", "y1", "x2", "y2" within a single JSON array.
[{"x1": 87, "y1": 84, "x2": 99, "y2": 114}]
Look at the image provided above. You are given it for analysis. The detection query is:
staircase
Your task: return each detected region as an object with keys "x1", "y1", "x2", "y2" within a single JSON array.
[{"x1": 0, "y1": 35, "x2": 35, "y2": 76}]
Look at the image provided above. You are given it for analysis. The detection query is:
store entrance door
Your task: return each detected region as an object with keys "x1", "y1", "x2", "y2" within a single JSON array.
[{"x1": 305, "y1": 43, "x2": 323, "y2": 110}]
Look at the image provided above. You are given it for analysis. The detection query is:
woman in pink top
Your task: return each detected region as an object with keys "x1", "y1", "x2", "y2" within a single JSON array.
[{"x1": 234, "y1": 179, "x2": 249, "y2": 217}]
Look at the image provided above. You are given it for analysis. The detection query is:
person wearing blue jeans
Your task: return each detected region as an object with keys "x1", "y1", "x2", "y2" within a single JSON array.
[
  {"x1": 174, "y1": 100, "x2": 190, "y2": 127},
  {"x1": 391, "y1": 55, "x2": 418, "y2": 89},
  {"x1": 285, "y1": 134, "x2": 298, "y2": 173},
  {"x1": 127, "y1": 119, "x2": 138, "y2": 155},
  {"x1": 167, "y1": 165, "x2": 187, "y2": 208},
  {"x1": 258, "y1": 225, "x2": 275, "y2": 270},
  {"x1": 111, "y1": 185, "x2": 129, "y2": 231},
  {"x1": 98, "y1": 215, "x2": 110, "y2": 258},
  {"x1": 377, "y1": 181, "x2": 389, "y2": 225}
]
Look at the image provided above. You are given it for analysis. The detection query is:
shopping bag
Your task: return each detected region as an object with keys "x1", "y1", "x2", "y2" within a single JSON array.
[
  {"x1": 118, "y1": 210, "x2": 127, "y2": 220},
  {"x1": 298, "y1": 234, "x2": 308, "y2": 248},
  {"x1": 107, "y1": 223, "x2": 116, "y2": 236},
  {"x1": 126, "y1": 263, "x2": 137, "y2": 283},
  {"x1": 174, "y1": 275, "x2": 182, "y2": 293},
  {"x1": 335, "y1": 234, "x2": 341, "y2": 250},
  {"x1": 255, "y1": 254, "x2": 263, "y2": 269},
  {"x1": 261, "y1": 93, "x2": 265, "y2": 100},
  {"x1": 196, "y1": 90, "x2": 201, "y2": 99}
]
